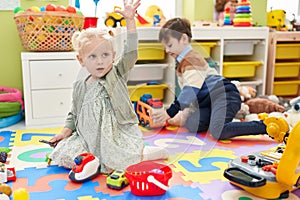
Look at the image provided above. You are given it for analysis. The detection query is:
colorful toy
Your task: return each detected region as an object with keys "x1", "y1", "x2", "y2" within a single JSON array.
[
  {"x1": 135, "y1": 94, "x2": 167, "y2": 129},
  {"x1": 224, "y1": 116, "x2": 300, "y2": 199},
  {"x1": 223, "y1": 7, "x2": 232, "y2": 25},
  {"x1": 267, "y1": 9, "x2": 286, "y2": 30},
  {"x1": 125, "y1": 161, "x2": 172, "y2": 196},
  {"x1": 12, "y1": 188, "x2": 30, "y2": 200},
  {"x1": 104, "y1": 6, "x2": 126, "y2": 27},
  {"x1": 285, "y1": 96, "x2": 300, "y2": 128},
  {"x1": 69, "y1": 153, "x2": 100, "y2": 182},
  {"x1": 136, "y1": 5, "x2": 166, "y2": 27},
  {"x1": 106, "y1": 170, "x2": 129, "y2": 190},
  {"x1": 0, "y1": 184, "x2": 12, "y2": 197},
  {"x1": 233, "y1": 0, "x2": 252, "y2": 27}
]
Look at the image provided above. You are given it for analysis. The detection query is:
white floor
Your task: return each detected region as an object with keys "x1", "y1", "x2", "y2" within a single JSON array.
[{"x1": 0, "y1": 119, "x2": 27, "y2": 132}]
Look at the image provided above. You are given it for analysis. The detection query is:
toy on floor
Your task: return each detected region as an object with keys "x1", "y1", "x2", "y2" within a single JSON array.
[
  {"x1": 125, "y1": 161, "x2": 172, "y2": 196},
  {"x1": 0, "y1": 183, "x2": 12, "y2": 198},
  {"x1": 106, "y1": 170, "x2": 129, "y2": 190},
  {"x1": 224, "y1": 116, "x2": 300, "y2": 199},
  {"x1": 69, "y1": 152, "x2": 101, "y2": 182},
  {"x1": 285, "y1": 96, "x2": 300, "y2": 128},
  {"x1": 231, "y1": 80, "x2": 256, "y2": 102},
  {"x1": 135, "y1": 94, "x2": 167, "y2": 129},
  {"x1": 12, "y1": 188, "x2": 29, "y2": 200}
]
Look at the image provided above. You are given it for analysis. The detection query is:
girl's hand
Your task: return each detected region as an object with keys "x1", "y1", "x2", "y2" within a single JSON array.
[
  {"x1": 49, "y1": 128, "x2": 73, "y2": 147},
  {"x1": 116, "y1": 0, "x2": 141, "y2": 20}
]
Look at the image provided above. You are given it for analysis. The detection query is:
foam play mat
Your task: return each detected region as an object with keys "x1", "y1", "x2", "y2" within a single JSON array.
[{"x1": 1, "y1": 126, "x2": 300, "y2": 200}]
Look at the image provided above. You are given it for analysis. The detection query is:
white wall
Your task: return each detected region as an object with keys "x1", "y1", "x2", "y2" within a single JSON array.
[{"x1": 267, "y1": 0, "x2": 300, "y2": 21}]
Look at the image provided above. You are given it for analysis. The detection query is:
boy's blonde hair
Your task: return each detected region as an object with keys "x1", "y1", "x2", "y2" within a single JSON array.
[{"x1": 72, "y1": 28, "x2": 115, "y2": 55}]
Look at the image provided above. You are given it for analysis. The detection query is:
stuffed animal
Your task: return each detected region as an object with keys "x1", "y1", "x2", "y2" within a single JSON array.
[
  {"x1": 245, "y1": 98, "x2": 286, "y2": 114},
  {"x1": 234, "y1": 103, "x2": 249, "y2": 120},
  {"x1": 231, "y1": 80, "x2": 257, "y2": 101},
  {"x1": 285, "y1": 96, "x2": 300, "y2": 128}
]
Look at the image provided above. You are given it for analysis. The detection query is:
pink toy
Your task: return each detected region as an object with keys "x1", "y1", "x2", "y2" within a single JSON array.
[{"x1": 0, "y1": 87, "x2": 24, "y2": 109}]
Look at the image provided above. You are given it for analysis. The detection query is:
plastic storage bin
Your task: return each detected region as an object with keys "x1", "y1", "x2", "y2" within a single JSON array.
[
  {"x1": 128, "y1": 64, "x2": 166, "y2": 81},
  {"x1": 224, "y1": 40, "x2": 258, "y2": 56},
  {"x1": 276, "y1": 44, "x2": 300, "y2": 59},
  {"x1": 138, "y1": 43, "x2": 165, "y2": 60},
  {"x1": 127, "y1": 84, "x2": 168, "y2": 102},
  {"x1": 191, "y1": 42, "x2": 217, "y2": 58},
  {"x1": 274, "y1": 62, "x2": 300, "y2": 78},
  {"x1": 273, "y1": 80, "x2": 300, "y2": 96},
  {"x1": 222, "y1": 61, "x2": 261, "y2": 78}
]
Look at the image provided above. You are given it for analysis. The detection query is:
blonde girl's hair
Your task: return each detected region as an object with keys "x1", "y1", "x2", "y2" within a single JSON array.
[{"x1": 72, "y1": 28, "x2": 115, "y2": 55}]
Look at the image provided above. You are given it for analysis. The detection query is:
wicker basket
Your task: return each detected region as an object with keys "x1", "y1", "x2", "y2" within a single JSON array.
[{"x1": 14, "y1": 12, "x2": 84, "y2": 52}]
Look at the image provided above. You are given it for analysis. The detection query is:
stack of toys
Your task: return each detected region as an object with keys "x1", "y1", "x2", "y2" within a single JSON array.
[
  {"x1": 223, "y1": 7, "x2": 232, "y2": 25},
  {"x1": 233, "y1": 0, "x2": 252, "y2": 27},
  {"x1": 0, "y1": 87, "x2": 23, "y2": 128}
]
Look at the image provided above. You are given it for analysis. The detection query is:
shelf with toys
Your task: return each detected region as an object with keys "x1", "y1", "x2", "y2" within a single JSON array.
[{"x1": 128, "y1": 26, "x2": 269, "y2": 108}]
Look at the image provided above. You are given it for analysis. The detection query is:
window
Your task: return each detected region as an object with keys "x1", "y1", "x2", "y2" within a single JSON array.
[
  {"x1": 71, "y1": 0, "x2": 180, "y2": 28},
  {"x1": 267, "y1": 0, "x2": 299, "y2": 21}
]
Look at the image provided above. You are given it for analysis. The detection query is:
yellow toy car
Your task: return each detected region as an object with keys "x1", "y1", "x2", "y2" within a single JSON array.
[
  {"x1": 104, "y1": 6, "x2": 126, "y2": 28},
  {"x1": 106, "y1": 170, "x2": 129, "y2": 190}
]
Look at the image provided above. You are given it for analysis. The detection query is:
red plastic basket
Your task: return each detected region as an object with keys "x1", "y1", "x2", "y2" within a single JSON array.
[{"x1": 125, "y1": 161, "x2": 172, "y2": 196}]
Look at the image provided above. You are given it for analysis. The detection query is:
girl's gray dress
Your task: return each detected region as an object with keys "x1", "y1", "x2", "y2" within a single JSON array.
[{"x1": 50, "y1": 79, "x2": 144, "y2": 174}]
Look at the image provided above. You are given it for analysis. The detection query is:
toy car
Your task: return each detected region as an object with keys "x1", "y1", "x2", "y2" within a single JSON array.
[
  {"x1": 106, "y1": 170, "x2": 129, "y2": 190},
  {"x1": 104, "y1": 6, "x2": 126, "y2": 28}
]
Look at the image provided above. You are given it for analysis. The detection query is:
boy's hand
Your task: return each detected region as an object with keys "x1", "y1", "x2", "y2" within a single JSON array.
[
  {"x1": 152, "y1": 108, "x2": 170, "y2": 125},
  {"x1": 116, "y1": 0, "x2": 141, "y2": 20}
]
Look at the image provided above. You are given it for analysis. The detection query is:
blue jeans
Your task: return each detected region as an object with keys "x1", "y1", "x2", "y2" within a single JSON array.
[{"x1": 185, "y1": 76, "x2": 267, "y2": 140}]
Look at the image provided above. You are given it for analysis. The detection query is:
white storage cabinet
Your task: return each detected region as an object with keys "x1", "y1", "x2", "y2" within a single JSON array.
[{"x1": 21, "y1": 52, "x2": 81, "y2": 127}]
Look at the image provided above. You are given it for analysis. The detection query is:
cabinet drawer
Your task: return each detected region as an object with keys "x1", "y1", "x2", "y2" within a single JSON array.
[
  {"x1": 273, "y1": 80, "x2": 300, "y2": 96},
  {"x1": 31, "y1": 89, "x2": 72, "y2": 119},
  {"x1": 30, "y1": 60, "x2": 81, "y2": 89},
  {"x1": 276, "y1": 44, "x2": 300, "y2": 59},
  {"x1": 129, "y1": 64, "x2": 166, "y2": 81},
  {"x1": 223, "y1": 61, "x2": 261, "y2": 78},
  {"x1": 138, "y1": 43, "x2": 165, "y2": 60},
  {"x1": 224, "y1": 40, "x2": 258, "y2": 56},
  {"x1": 274, "y1": 62, "x2": 300, "y2": 78},
  {"x1": 191, "y1": 42, "x2": 217, "y2": 58}
]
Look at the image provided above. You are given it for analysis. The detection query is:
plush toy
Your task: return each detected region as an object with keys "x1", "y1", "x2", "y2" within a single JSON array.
[
  {"x1": 285, "y1": 96, "x2": 300, "y2": 128},
  {"x1": 234, "y1": 103, "x2": 249, "y2": 120},
  {"x1": 245, "y1": 98, "x2": 286, "y2": 114},
  {"x1": 231, "y1": 80, "x2": 257, "y2": 101}
]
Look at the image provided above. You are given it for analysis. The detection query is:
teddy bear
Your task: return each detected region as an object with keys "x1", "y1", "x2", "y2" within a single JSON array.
[{"x1": 231, "y1": 80, "x2": 257, "y2": 101}]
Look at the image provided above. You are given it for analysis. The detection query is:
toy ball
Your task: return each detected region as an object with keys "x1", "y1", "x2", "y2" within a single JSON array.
[
  {"x1": 12, "y1": 188, "x2": 30, "y2": 200},
  {"x1": 0, "y1": 194, "x2": 9, "y2": 200},
  {"x1": 30, "y1": 6, "x2": 41, "y2": 12},
  {"x1": 13, "y1": 7, "x2": 25, "y2": 14},
  {"x1": 40, "y1": 6, "x2": 46, "y2": 12}
]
